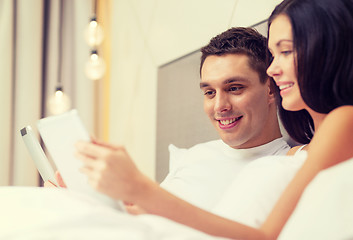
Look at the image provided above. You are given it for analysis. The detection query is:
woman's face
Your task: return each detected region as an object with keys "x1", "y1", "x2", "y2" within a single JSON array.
[{"x1": 267, "y1": 14, "x2": 307, "y2": 111}]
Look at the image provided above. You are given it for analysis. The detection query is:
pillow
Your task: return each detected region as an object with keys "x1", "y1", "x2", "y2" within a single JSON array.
[{"x1": 167, "y1": 144, "x2": 188, "y2": 171}]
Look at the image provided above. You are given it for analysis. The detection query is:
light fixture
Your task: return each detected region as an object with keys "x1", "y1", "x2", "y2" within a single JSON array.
[
  {"x1": 85, "y1": 0, "x2": 105, "y2": 81},
  {"x1": 85, "y1": 16, "x2": 104, "y2": 47},
  {"x1": 85, "y1": 49, "x2": 106, "y2": 80},
  {"x1": 47, "y1": 86, "x2": 71, "y2": 115},
  {"x1": 47, "y1": 0, "x2": 71, "y2": 115}
]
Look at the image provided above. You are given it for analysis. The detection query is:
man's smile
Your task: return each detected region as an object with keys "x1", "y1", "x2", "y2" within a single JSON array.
[{"x1": 217, "y1": 116, "x2": 243, "y2": 129}]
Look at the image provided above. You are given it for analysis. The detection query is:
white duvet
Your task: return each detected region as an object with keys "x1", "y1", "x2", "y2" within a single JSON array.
[
  {"x1": 1, "y1": 156, "x2": 352, "y2": 240},
  {"x1": 0, "y1": 187, "x2": 228, "y2": 240}
]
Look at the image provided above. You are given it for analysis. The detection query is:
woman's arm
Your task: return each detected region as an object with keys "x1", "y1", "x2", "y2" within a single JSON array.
[
  {"x1": 261, "y1": 105, "x2": 353, "y2": 238},
  {"x1": 75, "y1": 106, "x2": 353, "y2": 240}
]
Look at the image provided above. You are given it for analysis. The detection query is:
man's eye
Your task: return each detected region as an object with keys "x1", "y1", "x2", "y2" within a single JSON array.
[
  {"x1": 204, "y1": 90, "x2": 215, "y2": 96},
  {"x1": 229, "y1": 86, "x2": 243, "y2": 92}
]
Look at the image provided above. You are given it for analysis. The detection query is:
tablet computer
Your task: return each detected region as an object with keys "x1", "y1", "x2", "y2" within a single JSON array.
[
  {"x1": 37, "y1": 109, "x2": 125, "y2": 211},
  {"x1": 20, "y1": 126, "x2": 58, "y2": 185}
]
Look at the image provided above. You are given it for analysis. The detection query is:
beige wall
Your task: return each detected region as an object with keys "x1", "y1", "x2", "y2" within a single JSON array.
[
  {"x1": 109, "y1": 0, "x2": 283, "y2": 179},
  {"x1": 0, "y1": 0, "x2": 14, "y2": 185}
]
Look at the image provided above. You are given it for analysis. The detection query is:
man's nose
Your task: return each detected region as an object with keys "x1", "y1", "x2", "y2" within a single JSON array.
[{"x1": 214, "y1": 93, "x2": 231, "y2": 113}]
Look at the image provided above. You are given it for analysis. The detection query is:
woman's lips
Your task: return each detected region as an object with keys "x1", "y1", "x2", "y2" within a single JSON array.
[{"x1": 278, "y1": 83, "x2": 294, "y2": 96}]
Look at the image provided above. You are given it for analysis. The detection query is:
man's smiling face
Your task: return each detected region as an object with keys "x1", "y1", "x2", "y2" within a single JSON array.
[{"x1": 200, "y1": 53, "x2": 275, "y2": 149}]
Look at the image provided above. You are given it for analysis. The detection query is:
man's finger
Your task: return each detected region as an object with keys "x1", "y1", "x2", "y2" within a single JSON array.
[
  {"x1": 75, "y1": 152, "x2": 98, "y2": 169},
  {"x1": 43, "y1": 180, "x2": 57, "y2": 188},
  {"x1": 91, "y1": 138, "x2": 122, "y2": 150},
  {"x1": 55, "y1": 171, "x2": 67, "y2": 188},
  {"x1": 75, "y1": 141, "x2": 110, "y2": 158}
]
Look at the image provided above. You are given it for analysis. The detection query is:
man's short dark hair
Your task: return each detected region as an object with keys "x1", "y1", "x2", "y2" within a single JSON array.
[{"x1": 200, "y1": 27, "x2": 269, "y2": 83}]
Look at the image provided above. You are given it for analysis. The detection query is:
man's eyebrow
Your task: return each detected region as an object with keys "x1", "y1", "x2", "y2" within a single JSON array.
[
  {"x1": 200, "y1": 77, "x2": 250, "y2": 89},
  {"x1": 224, "y1": 78, "x2": 250, "y2": 84},
  {"x1": 200, "y1": 82, "x2": 209, "y2": 89}
]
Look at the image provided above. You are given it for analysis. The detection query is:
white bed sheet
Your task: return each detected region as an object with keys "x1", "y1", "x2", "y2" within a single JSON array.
[
  {"x1": 3, "y1": 157, "x2": 352, "y2": 240},
  {"x1": 0, "y1": 187, "x2": 228, "y2": 240}
]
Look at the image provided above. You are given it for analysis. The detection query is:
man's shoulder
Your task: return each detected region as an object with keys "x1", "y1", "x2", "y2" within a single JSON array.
[
  {"x1": 185, "y1": 138, "x2": 290, "y2": 156},
  {"x1": 265, "y1": 137, "x2": 291, "y2": 156}
]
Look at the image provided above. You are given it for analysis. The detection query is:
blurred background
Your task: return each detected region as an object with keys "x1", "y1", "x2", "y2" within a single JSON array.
[{"x1": 0, "y1": 0, "x2": 282, "y2": 186}]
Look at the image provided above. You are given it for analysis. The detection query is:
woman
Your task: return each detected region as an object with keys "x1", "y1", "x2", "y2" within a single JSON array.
[{"x1": 76, "y1": 0, "x2": 353, "y2": 239}]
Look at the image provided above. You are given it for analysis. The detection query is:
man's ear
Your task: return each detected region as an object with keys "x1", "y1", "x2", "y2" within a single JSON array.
[{"x1": 267, "y1": 78, "x2": 276, "y2": 104}]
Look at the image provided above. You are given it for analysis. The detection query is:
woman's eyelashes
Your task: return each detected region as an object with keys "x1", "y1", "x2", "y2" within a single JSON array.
[
  {"x1": 270, "y1": 50, "x2": 293, "y2": 60},
  {"x1": 281, "y1": 50, "x2": 293, "y2": 56}
]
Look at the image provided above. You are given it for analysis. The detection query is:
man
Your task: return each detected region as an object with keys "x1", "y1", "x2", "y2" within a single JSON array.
[
  {"x1": 159, "y1": 27, "x2": 289, "y2": 211},
  {"x1": 51, "y1": 27, "x2": 290, "y2": 216}
]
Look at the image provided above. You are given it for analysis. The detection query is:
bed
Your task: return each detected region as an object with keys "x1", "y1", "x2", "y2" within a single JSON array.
[
  {"x1": 1, "y1": 157, "x2": 352, "y2": 240},
  {"x1": 0, "y1": 187, "x2": 227, "y2": 240}
]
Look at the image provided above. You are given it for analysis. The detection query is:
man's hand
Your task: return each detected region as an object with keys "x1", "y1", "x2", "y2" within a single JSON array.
[
  {"x1": 124, "y1": 202, "x2": 147, "y2": 215},
  {"x1": 43, "y1": 171, "x2": 67, "y2": 188},
  {"x1": 75, "y1": 139, "x2": 152, "y2": 203}
]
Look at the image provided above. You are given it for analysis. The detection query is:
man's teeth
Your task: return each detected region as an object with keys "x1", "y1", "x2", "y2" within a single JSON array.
[
  {"x1": 220, "y1": 117, "x2": 241, "y2": 125},
  {"x1": 279, "y1": 83, "x2": 294, "y2": 90}
]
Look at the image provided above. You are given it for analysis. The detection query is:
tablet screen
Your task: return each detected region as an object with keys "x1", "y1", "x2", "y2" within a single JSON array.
[{"x1": 37, "y1": 109, "x2": 125, "y2": 211}]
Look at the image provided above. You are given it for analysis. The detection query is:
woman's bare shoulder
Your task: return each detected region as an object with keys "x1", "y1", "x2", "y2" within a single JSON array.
[
  {"x1": 309, "y1": 105, "x2": 353, "y2": 169},
  {"x1": 329, "y1": 105, "x2": 353, "y2": 117},
  {"x1": 318, "y1": 105, "x2": 353, "y2": 136}
]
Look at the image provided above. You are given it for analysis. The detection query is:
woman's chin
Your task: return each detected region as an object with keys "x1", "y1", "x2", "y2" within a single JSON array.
[{"x1": 281, "y1": 100, "x2": 306, "y2": 112}]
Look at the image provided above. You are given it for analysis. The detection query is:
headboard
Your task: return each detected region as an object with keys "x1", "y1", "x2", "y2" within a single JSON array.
[{"x1": 156, "y1": 50, "x2": 219, "y2": 182}]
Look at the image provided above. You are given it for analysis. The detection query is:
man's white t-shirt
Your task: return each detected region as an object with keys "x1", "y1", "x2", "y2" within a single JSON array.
[
  {"x1": 211, "y1": 151, "x2": 307, "y2": 228},
  {"x1": 160, "y1": 138, "x2": 290, "y2": 211}
]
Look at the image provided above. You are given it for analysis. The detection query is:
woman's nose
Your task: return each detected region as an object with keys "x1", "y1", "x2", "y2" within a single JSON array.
[{"x1": 267, "y1": 58, "x2": 281, "y2": 78}]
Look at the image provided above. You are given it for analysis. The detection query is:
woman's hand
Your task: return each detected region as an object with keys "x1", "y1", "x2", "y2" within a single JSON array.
[{"x1": 75, "y1": 139, "x2": 149, "y2": 203}]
